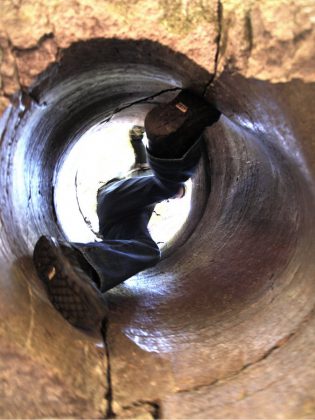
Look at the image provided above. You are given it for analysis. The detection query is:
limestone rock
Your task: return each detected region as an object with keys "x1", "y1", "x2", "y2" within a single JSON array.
[
  {"x1": 218, "y1": 0, "x2": 315, "y2": 82},
  {"x1": 0, "y1": 1, "x2": 315, "y2": 419}
]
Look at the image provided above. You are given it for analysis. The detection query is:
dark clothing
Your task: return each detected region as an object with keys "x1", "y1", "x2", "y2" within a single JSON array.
[{"x1": 73, "y1": 138, "x2": 202, "y2": 293}]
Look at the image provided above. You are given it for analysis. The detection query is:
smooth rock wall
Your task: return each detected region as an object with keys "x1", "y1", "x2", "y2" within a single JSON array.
[{"x1": 0, "y1": 1, "x2": 314, "y2": 418}]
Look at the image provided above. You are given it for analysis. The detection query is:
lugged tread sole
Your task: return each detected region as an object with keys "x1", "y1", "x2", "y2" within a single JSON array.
[{"x1": 33, "y1": 235, "x2": 107, "y2": 333}]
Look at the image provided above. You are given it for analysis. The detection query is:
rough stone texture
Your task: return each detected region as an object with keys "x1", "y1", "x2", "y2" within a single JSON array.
[
  {"x1": 0, "y1": 255, "x2": 108, "y2": 418},
  {"x1": 216, "y1": 0, "x2": 315, "y2": 82},
  {"x1": 0, "y1": 0, "x2": 315, "y2": 419},
  {"x1": 0, "y1": 0, "x2": 218, "y2": 113},
  {"x1": 0, "y1": 344, "x2": 104, "y2": 419},
  {"x1": 162, "y1": 310, "x2": 315, "y2": 419},
  {"x1": 0, "y1": 0, "x2": 314, "y2": 115}
]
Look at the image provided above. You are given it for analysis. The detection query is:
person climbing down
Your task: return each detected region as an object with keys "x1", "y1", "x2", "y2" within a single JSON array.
[{"x1": 33, "y1": 89, "x2": 221, "y2": 333}]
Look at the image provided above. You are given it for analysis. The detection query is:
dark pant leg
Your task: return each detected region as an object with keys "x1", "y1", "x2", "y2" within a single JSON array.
[
  {"x1": 73, "y1": 178, "x2": 174, "y2": 292},
  {"x1": 73, "y1": 176, "x2": 181, "y2": 292},
  {"x1": 97, "y1": 175, "x2": 181, "y2": 239},
  {"x1": 74, "y1": 138, "x2": 202, "y2": 292},
  {"x1": 97, "y1": 136, "x2": 202, "y2": 241}
]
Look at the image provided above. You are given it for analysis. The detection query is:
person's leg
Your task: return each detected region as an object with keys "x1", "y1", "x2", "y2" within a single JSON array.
[
  {"x1": 129, "y1": 125, "x2": 148, "y2": 166},
  {"x1": 33, "y1": 89, "x2": 221, "y2": 332},
  {"x1": 145, "y1": 89, "x2": 221, "y2": 159},
  {"x1": 96, "y1": 89, "x2": 221, "y2": 236},
  {"x1": 72, "y1": 89, "x2": 221, "y2": 290},
  {"x1": 128, "y1": 125, "x2": 151, "y2": 176},
  {"x1": 33, "y1": 235, "x2": 107, "y2": 333},
  {"x1": 96, "y1": 175, "x2": 182, "y2": 235},
  {"x1": 32, "y1": 131, "x2": 191, "y2": 330},
  {"x1": 75, "y1": 175, "x2": 181, "y2": 293}
]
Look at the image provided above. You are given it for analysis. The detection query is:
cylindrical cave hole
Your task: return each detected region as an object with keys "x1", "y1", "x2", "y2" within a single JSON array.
[
  {"x1": 54, "y1": 109, "x2": 194, "y2": 248},
  {"x1": 1, "y1": 39, "x2": 314, "y2": 367}
]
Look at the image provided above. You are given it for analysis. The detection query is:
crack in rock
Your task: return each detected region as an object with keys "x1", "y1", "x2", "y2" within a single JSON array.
[
  {"x1": 203, "y1": 0, "x2": 223, "y2": 97},
  {"x1": 101, "y1": 319, "x2": 115, "y2": 419},
  {"x1": 101, "y1": 87, "x2": 183, "y2": 125},
  {"x1": 175, "y1": 305, "x2": 315, "y2": 396},
  {"x1": 11, "y1": 33, "x2": 55, "y2": 54},
  {"x1": 244, "y1": 9, "x2": 254, "y2": 54},
  {"x1": 24, "y1": 283, "x2": 35, "y2": 351},
  {"x1": 74, "y1": 170, "x2": 100, "y2": 238}
]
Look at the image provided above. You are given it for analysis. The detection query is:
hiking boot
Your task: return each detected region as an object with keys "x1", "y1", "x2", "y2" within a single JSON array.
[
  {"x1": 129, "y1": 125, "x2": 148, "y2": 165},
  {"x1": 145, "y1": 89, "x2": 221, "y2": 158},
  {"x1": 129, "y1": 125, "x2": 145, "y2": 141},
  {"x1": 33, "y1": 235, "x2": 107, "y2": 333}
]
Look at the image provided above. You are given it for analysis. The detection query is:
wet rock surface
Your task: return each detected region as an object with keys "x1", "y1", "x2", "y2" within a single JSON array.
[{"x1": 0, "y1": 0, "x2": 315, "y2": 419}]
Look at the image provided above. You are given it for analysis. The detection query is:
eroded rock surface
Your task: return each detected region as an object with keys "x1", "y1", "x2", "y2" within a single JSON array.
[
  {"x1": 0, "y1": 0, "x2": 315, "y2": 419},
  {"x1": 1, "y1": 0, "x2": 314, "y2": 116}
]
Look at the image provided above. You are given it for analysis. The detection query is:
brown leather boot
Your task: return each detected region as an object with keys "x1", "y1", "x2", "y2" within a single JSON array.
[
  {"x1": 145, "y1": 89, "x2": 221, "y2": 158},
  {"x1": 33, "y1": 236, "x2": 107, "y2": 334}
]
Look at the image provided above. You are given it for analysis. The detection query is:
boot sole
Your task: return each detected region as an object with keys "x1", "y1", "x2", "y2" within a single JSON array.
[
  {"x1": 145, "y1": 90, "x2": 220, "y2": 140},
  {"x1": 33, "y1": 235, "x2": 107, "y2": 333}
]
